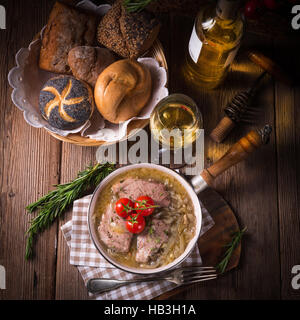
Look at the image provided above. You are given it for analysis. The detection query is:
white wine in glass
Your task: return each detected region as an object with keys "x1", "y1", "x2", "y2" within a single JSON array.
[{"x1": 150, "y1": 94, "x2": 202, "y2": 150}]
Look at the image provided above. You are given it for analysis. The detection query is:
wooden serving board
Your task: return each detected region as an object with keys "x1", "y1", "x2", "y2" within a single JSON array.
[{"x1": 156, "y1": 188, "x2": 241, "y2": 300}]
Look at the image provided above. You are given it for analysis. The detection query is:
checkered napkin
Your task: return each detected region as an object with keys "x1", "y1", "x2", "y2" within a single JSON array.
[{"x1": 61, "y1": 195, "x2": 215, "y2": 300}]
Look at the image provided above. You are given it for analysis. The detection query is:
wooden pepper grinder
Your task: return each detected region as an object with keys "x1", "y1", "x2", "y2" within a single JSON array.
[{"x1": 210, "y1": 51, "x2": 293, "y2": 143}]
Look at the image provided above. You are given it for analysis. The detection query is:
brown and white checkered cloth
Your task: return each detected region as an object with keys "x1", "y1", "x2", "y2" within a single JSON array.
[{"x1": 61, "y1": 195, "x2": 214, "y2": 300}]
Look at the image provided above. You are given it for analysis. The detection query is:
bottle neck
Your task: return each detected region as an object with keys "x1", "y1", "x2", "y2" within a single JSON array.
[{"x1": 216, "y1": 0, "x2": 240, "y2": 20}]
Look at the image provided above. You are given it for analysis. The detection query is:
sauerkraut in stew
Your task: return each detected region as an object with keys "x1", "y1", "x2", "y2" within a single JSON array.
[{"x1": 93, "y1": 168, "x2": 196, "y2": 268}]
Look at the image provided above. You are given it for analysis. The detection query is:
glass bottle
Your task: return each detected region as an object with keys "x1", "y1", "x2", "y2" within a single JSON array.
[{"x1": 183, "y1": 0, "x2": 245, "y2": 89}]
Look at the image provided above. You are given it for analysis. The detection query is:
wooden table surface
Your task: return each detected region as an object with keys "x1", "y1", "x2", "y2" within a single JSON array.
[{"x1": 0, "y1": 0, "x2": 300, "y2": 300}]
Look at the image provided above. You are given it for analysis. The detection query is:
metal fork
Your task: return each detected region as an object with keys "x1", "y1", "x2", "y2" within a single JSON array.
[{"x1": 87, "y1": 266, "x2": 217, "y2": 294}]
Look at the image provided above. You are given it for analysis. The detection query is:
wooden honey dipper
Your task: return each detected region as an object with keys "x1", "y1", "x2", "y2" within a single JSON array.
[{"x1": 210, "y1": 51, "x2": 293, "y2": 143}]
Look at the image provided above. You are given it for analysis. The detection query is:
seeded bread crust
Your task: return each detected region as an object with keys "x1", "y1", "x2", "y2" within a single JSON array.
[
  {"x1": 120, "y1": 5, "x2": 160, "y2": 58},
  {"x1": 97, "y1": 0, "x2": 160, "y2": 58},
  {"x1": 97, "y1": 1, "x2": 129, "y2": 58},
  {"x1": 39, "y1": 1, "x2": 97, "y2": 74},
  {"x1": 39, "y1": 76, "x2": 94, "y2": 130}
]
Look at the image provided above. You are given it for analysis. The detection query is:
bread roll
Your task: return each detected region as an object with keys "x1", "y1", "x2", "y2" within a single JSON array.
[
  {"x1": 68, "y1": 46, "x2": 116, "y2": 87},
  {"x1": 94, "y1": 59, "x2": 152, "y2": 124},
  {"x1": 39, "y1": 2, "x2": 97, "y2": 74},
  {"x1": 39, "y1": 76, "x2": 94, "y2": 130}
]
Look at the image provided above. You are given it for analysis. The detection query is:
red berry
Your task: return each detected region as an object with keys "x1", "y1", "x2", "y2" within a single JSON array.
[
  {"x1": 244, "y1": 0, "x2": 263, "y2": 19},
  {"x1": 263, "y1": 0, "x2": 280, "y2": 10}
]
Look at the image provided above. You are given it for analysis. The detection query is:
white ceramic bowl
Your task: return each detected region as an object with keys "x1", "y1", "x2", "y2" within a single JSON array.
[{"x1": 88, "y1": 163, "x2": 202, "y2": 275}]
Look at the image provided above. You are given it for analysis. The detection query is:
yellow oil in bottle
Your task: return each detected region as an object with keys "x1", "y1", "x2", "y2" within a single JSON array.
[{"x1": 183, "y1": 0, "x2": 244, "y2": 89}]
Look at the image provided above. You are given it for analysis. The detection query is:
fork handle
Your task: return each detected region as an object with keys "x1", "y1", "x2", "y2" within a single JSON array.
[{"x1": 87, "y1": 277, "x2": 171, "y2": 294}]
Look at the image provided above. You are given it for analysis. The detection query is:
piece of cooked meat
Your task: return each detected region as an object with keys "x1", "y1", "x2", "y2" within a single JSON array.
[
  {"x1": 112, "y1": 178, "x2": 170, "y2": 207},
  {"x1": 136, "y1": 218, "x2": 169, "y2": 264},
  {"x1": 98, "y1": 204, "x2": 133, "y2": 253}
]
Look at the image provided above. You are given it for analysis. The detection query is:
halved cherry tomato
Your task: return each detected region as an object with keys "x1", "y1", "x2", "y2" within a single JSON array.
[
  {"x1": 126, "y1": 214, "x2": 146, "y2": 234},
  {"x1": 134, "y1": 196, "x2": 155, "y2": 217},
  {"x1": 115, "y1": 198, "x2": 134, "y2": 218}
]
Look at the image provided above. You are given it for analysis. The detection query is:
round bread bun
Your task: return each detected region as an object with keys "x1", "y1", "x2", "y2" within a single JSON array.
[
  {"x1": 39, "y1": 75, "x2": 94, "y2": 130},
  {"x1": 94, "y1": 59, "x2": 152, "y2": 124}
]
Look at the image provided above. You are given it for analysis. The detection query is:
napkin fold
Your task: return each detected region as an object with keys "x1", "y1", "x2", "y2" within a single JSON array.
[{"x1": 61, "y1": 195, "x2": 215, "y2": 300}]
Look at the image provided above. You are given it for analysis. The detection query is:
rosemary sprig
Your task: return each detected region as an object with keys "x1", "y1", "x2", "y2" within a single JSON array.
[
  {"x1": 216, "y1": 227, "x2": 247, "y2": 274},
  {"x1": 123, "y1": 0, "x2": 157, "y2": 12},
  {"x1": 25, "y1": 162, "x2": 115, "y2": 260}
]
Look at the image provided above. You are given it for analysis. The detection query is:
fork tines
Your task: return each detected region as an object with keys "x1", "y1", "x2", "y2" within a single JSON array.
[{"x1": 180, "y1": 266, "x2": 217, "y2": 284}]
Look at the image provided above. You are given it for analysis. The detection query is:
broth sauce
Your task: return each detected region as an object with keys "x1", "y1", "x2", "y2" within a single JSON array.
[{"x1": 93, "y1": 168, "x2": 196, "y2": 268}]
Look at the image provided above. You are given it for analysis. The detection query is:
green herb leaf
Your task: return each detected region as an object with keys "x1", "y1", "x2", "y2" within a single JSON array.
[
  {"x1": 149, "y1": 226, "x2": 154, "y2": 235},
  {"x1": 216, "y1": 227, "x2": 247, "y2": 274},
  {"x1": 123, "y1": 0, "x2": 157, "y2": 13},
  {"x1": 25, "y1": 162, "x2": 115, "y2": 260}
]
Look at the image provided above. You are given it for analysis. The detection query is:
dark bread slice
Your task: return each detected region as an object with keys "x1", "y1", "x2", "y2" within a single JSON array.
[
  {"x1": 97, "y1": 0, "x2": 160, "y2": 58},
  {"x1": 97, "y1": 1, "x2": 130, "y2": 58},
  {"x1": 120, "y1": 5, "x2": 160, "y2": 58}
]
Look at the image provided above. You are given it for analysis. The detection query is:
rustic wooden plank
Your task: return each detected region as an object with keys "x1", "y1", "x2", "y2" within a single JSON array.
[
  {"x1": 165, "y1": 12, "x2": 281, "y2": 299},
  {"x1": 0, "y1": 0, "x2": 60, "y2": 299},
  {"x1": 55, "y1": 145, "x2": 97, "y2": 300},
  {"x1": 273, "y1": 37, "x2": 300, "y2": 300}
]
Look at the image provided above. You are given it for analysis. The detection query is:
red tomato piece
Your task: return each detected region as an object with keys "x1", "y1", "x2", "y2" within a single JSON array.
[
  {"x1": 134, "y1": 196, "x2": 155, "y2": 217},
  {"x1": 115, "y1": 198, "x2": 134, "y2": 218},
  {"x1": 126, "y1": 214, "x2": 146, "y2": 234}
]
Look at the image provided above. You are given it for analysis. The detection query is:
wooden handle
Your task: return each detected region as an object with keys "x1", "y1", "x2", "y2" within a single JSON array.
[
  {"x1": 210, "y1": 116, "x2": 236, "y2": 143},
  {"x1": 248, "y1": 50, "x2": 293, "y2": 86},
  {"x1": 201, "y1": 130, "x2": 262, "y2": 186}
]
